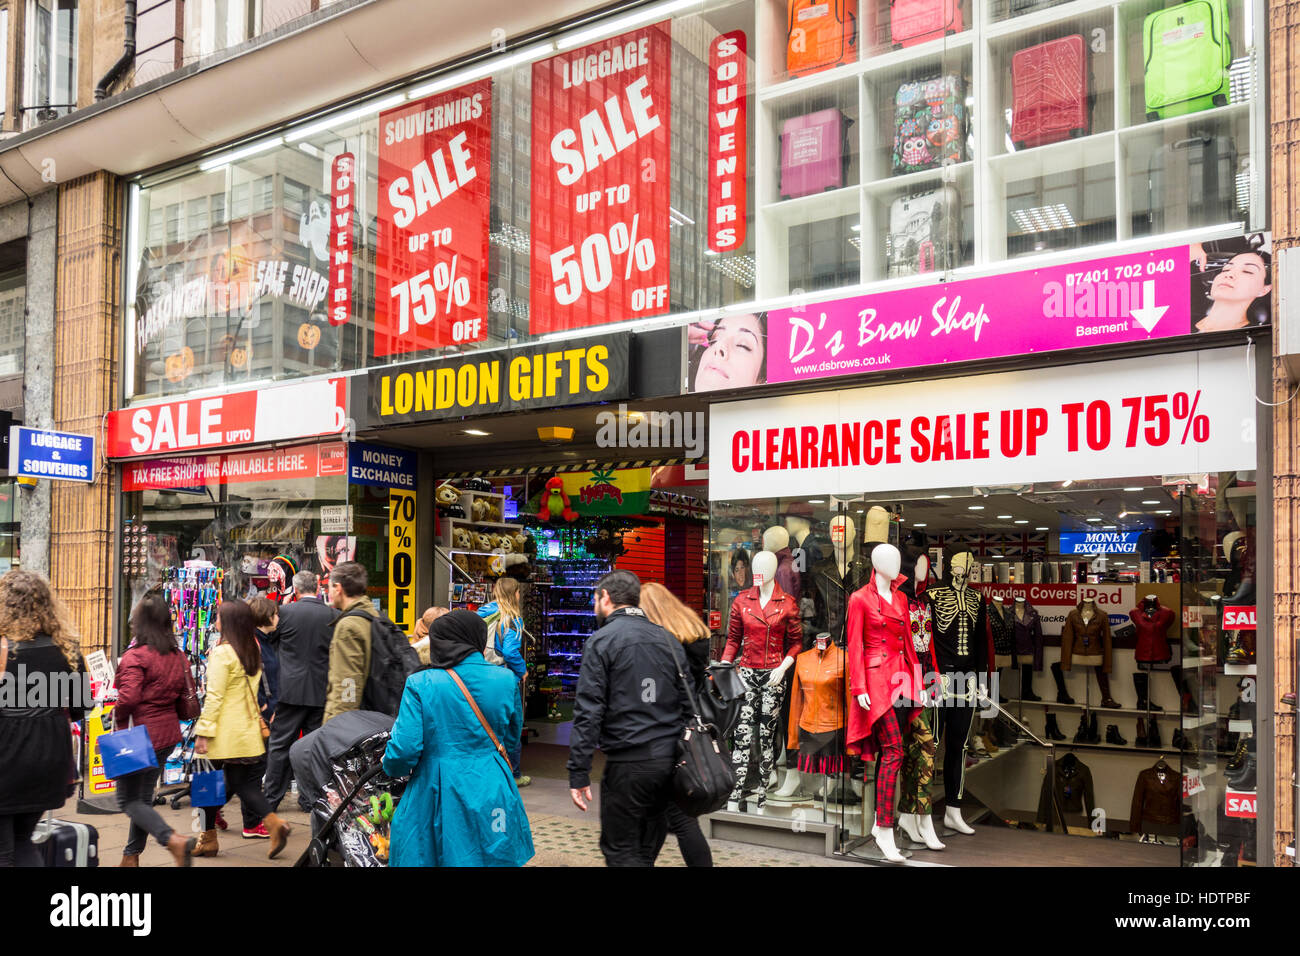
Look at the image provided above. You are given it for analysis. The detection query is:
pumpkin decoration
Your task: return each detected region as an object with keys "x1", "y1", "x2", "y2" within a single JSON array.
[
  {"x1": 165, "y1": 347, "x2": 195, "y2": 383},
  {"x1": 229, "y1": 345, "x2": 249, "y2": 369},
  {"x1": 297, "y1": 323, "x2": 322, "y2": 350}
]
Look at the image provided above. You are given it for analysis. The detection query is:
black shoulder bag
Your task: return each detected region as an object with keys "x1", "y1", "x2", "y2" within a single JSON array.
[{"x1": 665, "y1": 635, "x2": 735, "y2": 816}]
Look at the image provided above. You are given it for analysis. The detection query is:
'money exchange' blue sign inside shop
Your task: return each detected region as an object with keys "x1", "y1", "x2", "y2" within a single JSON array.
[
  {"x1": 9, "y1": 427, "x2": 96, "y2": 483},
  {"x1": 1058, "y1": 530, "x2": 1144, "y2": 555}
]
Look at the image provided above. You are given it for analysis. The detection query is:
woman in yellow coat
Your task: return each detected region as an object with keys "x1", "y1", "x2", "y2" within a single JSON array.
[{"x1": 192, "y1": 601, "x2": 291, "y2": 859}]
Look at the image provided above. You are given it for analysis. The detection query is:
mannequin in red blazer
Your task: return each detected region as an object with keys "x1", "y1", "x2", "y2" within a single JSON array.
[{"x1": 846, "y1": 543, "x2": 923, "y2": 863}]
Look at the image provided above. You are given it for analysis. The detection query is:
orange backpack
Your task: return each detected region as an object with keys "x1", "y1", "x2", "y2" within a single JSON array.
[{"x1": 787, "y1": 0, "x2": 858, "y2": 78}]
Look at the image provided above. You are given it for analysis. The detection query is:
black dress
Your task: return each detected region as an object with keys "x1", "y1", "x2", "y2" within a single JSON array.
[{"x1": 0, "y1": 635, "x2": 86, "y2": 814}]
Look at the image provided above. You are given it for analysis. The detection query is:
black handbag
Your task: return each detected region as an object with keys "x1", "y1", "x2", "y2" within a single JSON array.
[
  {"x1": 699, "y1": 662, "x2": 746, "y2": 739},
  {"x1": 667, "y1": 639, "x2": 736, "y2": 817}
]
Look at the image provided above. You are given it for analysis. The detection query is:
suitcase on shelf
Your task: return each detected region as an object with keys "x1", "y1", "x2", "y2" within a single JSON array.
[
  {"x1": 1011, "y1": 35, "x2": 1090, "y2": 149},
  {"x1": 31, "y1": 815, "x2": 99, "y2": 868},
  {"x1": 890, "y1": 0, "x2": 963, "y2": 48},
  {"x1": 892, "y1": 74, "x2": 965, "y2": 175},
  {"x1": 886, "y1": 186, "x2": 962, "y2": 277},
  {"x1": 1146, "y1": 133, "x2": 1238, "y2": 233},
  {"x1": 787, "y1": 0, "x2": 858, "y2": 78},
  {"x1": 1143, "y1": 0, "x2": 1231, "y2": 121},
  {"x1": 780, "y1": 109, "x2": 849, "y2": 199}
]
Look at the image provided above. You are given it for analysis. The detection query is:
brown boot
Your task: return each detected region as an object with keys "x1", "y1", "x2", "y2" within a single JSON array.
[
  {"x1": 192, "y1": 829, "x2": 219, "y2": 857},
  {"x1": 264, "y1": 813, "x2": 291, "y2": 860},
  {"x1": 167, "y1": 833, "x2": 197, "y2": 867},
  {"x1": 119, "y1": 853, "x2": 140, "y2": 867}
]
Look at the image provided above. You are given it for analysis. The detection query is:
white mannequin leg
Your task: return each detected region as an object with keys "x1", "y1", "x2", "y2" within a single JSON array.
[
  {"x1": 726, "y1": 799, "x2": 741, "y2": 813},
  {"x1": 774, "y1": 768, "x2": 804, "y2": 798},
  {"x1": 871, "y1": 813, "x2": 906, "y2": 863},
  {"x1": 944, "y1": 805, "x2": 975, "y2": 835},
  {"x1": 914, "y1": 814, "x2": 946, "y2": 850}
]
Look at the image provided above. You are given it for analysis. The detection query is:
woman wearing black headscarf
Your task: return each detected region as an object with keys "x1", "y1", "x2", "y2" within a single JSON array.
[{"x1": 381, "y1": 610, "x2": 535, "y2": 866}]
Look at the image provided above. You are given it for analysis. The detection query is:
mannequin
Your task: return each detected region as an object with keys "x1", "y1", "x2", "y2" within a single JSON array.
[
  {"x1": 782, "y1": 502, "x2": 824, "y2": 569},
  {"x1": 846, "y1": 544, "x2": 923, "y2": 863},
  {"x1": 895, "y1": 540, "x2": 945, "y2": 852},
  {"x1": 762, "y1": 526, "x2": 801, "y2": 604},
  {"x1": 989, "y1": 596, "x2": 1013, "y2": 702},
  {"x1": 1131, "y1": 594, "x2": 1173, "y2": 712},
  {"x1": 924, "y1": 545, "x2": 992, "y2": 836},
  {"x1": 783, "y1": 630, "x2": 847, "y2": 804},
  {"x1": 1013, "y1": 596, "x2": 1043, "y2": 702},
  {"x1": 1061, "y1": 598, "x2": 1118, "y2": 708},
  {"x1": 721, "y1": 549, "x2": 801, "y2": 813}
]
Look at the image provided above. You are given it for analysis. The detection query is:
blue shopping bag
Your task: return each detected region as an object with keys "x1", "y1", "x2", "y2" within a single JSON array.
[
  {"x1": 99, "y1": 724, "x2": 157, "y2": 780},
  {"x1": 190, "y1": 759, "x2": 227, "y2": 807}
]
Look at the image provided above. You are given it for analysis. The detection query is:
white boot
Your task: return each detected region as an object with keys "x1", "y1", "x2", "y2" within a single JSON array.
[
  {"x1": 726, "y1": 799, "x2": 741, "y2": 813},
  {"x1": 916, "y1": 813, "x2": 947, "y2": 850},
  {"x1": 774, "y1": 769, "x2": 804, "y2": 798},
  {"x1": 871, "y1": 815, "x2": 906, "y2": 863},
  {"x1": 944, "y1": 805, "x2": 975, "y2": 835}
]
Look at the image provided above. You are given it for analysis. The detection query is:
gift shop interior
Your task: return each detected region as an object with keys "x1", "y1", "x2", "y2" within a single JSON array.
[{"x1": 706, "y1": 472, "x2": 1260, "y2": 867}]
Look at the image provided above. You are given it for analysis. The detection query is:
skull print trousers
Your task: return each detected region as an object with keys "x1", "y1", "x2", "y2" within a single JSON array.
[{"x1": 728, "y1": 667, "x2": 786, "y2": 808}]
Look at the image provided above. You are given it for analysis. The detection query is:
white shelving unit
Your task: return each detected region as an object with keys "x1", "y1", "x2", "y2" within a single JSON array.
[
  {"x1": 435, "y1": 489, "x2": 524, "y2": 608},
  {"x1": 748, "y1": 0, "x2": 1266, "y2": 301}
]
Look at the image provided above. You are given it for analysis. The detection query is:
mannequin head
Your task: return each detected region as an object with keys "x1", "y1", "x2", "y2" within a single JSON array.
[
  {"x1": 784, "y1": 515, "x2": 811, "y2": 543},
  {"x1": 830, "y1": 515, "x2": 856, "y2": 554},
  {"x1": 762, "y1": 525, "x2": 790, "y2": 553},
  {"x1": 900, "y1": 541, "x2": 929, "y2": 596},
  {"x1": 752, "y1": 550, "x2": 778, "y2": 591},
  {"x1": 1222, "y1": 531, "x2": 1244, "y2": 562},
  {"x1": 943, "y1": 545, "x2": 975, "y2": 587},
  {"x1": 1143, "y1": 593, "x2": 1158, "y2": 607},
  {"x1": 871, "y1": 543, "x2": 901, "y2": 581},
  {"x1": 864, "y1": 505, "x2": 891, "y2": 546}
]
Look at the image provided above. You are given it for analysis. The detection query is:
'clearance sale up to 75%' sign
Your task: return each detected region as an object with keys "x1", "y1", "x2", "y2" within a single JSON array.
[
  {"x1": 530, "y1": 23, "x2": 672, "y2": 333},
  {"x1": 374, "y1": 80, "x2": 493, "y2": 355},
  {"x1": 708, "y1": 348, "x2": 1257, "y2": 500}
]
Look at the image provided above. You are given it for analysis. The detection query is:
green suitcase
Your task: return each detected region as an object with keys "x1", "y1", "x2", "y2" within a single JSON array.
[{"x1": 1143, "y1": 0, "x2": 1231, "y2": 121}]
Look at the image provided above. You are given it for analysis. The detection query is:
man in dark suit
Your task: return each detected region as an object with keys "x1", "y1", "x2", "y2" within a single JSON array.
[{"x1": 263, "y1": 570, "x2": 337, "y2": 813}]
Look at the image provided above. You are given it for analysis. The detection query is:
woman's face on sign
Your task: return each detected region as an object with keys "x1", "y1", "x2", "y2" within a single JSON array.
[
  {"x1": 695, "y1": 314, "x2": 764, "y2": 391},
  {"x1": 1209, "y1": 253, "x2": 1270, "y2": 307}
]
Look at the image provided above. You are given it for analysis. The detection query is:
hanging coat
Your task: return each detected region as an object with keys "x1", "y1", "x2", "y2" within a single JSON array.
[
  {"x1": 381, "y1": 652, "x2": 535, "y2": 867},
  {"x1": 845, "y1": 573, "x2": 923, "y2": 758}
]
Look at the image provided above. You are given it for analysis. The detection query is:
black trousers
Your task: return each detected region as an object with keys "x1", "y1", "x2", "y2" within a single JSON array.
[
  {"x1": 599, "y1": 758, "x2": 674, "y2": 867},
  {"x1": 653, "y1": 803, "x2": 714, "y2": 867},
  {"x1": 263, "y1": 703, "x2": 323, "y2": 812},
  {"x1": 115, "y1": 746, "x2": 175, "y2": 855},
  {"x1": 934, "y1": 694, "x2": 977, "y2": 809},
  {"x1": 0, "y1": 811, "x2": 43, "y2": 867},
  {"x1": 199, "y1": 758, "x2": 272, "y2": 831}
]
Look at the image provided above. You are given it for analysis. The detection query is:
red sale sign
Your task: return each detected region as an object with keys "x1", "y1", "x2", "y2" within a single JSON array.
[
  {"x1": 530, "y1": 24, "x2": 672, "y2": 333},
  {"x1": 328, "y1": 152, "x2": 356, "y2": 326},
  {"x1": 374, "y1": 80, "x2": 492, "y2": 355},
  {"x1": 1225, "y1": 790, "x2": 1257, "y2": 819},
  {"x1": 707, "y1": 31, "x2": 747, "y2": 253},
  {"x1": 1223, "y1": 605, "x2": 1257, "y2": 630}
]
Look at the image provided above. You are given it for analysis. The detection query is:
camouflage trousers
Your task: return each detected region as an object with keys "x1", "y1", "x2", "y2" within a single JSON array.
[{"x1": 896, "y1": 708, "x2": 937, "y2": 815}]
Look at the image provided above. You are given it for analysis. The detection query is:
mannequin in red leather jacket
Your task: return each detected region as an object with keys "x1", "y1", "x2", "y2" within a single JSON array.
[
  {"x1": 721, "y1": 550, "x2": 802, "y2": 813},
  {"x1": 847, "y1": 543, "x2": 923, "y2": 863}
]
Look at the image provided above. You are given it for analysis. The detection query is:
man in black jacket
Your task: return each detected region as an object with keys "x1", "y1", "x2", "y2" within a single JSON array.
[
  {"x1": 568, "y1": 570, "x2": 690, "y2": 866},
  {"x1": 263, "y1": 571, "x2": 337, "y2": 813}
]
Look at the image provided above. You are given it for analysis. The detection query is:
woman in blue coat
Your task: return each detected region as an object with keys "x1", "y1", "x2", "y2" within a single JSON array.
[{"x1": 382, "y1": 610, "x2": 534, "y2": 867}]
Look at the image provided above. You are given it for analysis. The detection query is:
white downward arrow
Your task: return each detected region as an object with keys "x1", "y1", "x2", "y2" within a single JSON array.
[{"x1": 1130, "y1": 279, "x2": 1168, "y2": 333}]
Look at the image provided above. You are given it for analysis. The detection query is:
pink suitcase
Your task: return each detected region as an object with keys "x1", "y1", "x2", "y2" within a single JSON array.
[
  {"x1": 891, "y1": 0, "x2": 963, "y2": 48},
  {"x1": 1011, "y1": 35, "x2": 1089, "y2": 149},
  {"x1": 779, "y1": 109, "x2": 847, "y2": 199}
]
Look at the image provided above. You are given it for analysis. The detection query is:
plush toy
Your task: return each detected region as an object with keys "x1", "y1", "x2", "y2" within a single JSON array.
[
  {"x1": 487, "y1": 554, "x2": 506, "y2": 577},
  {"x1": 496, "y1": 535, "x2": 514, "y2": 555},
  {"x1": 474, "y1": 532, "x2": 494, "y2": 552},
  {"x1": 487, "y1": 500, "x2": 503, "y2": 522},
  {"x1": 486, "y1": 533, "x2": 503, "y2": 551},
  {"x1": 436, "y1": 483, "x2": 464, "y2": 519},
  {"x1": 453, "y1": 554, "x2": 470, "y2": 575},
  {"x1": 513, "y1": 532, "x2": 530, "y2": 554},
  {"x1": 471, "y1": 498, "x2": 490, "y2": 522},
  {"x1": 537, "y1": 476, "x2": 578, "y2": 522},
  {"x1": 452, "y1": 527, "x2": 472, "y2": 550}
]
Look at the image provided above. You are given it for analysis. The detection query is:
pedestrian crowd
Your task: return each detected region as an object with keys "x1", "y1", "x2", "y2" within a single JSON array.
[{"x1": 0, "y1": 562, "x2": 721, "y2": 868}]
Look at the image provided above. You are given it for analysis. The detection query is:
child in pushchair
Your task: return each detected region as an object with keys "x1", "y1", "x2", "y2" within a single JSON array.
[{"x1": 295, "y1": 730, "x2": 408, "y2": 867}]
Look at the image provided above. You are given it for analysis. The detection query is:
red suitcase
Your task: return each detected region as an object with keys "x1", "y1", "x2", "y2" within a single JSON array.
[
  {"x1": 891, "y1": 0, "x2": 962, "y2": 48},
  {"x1": 1011, "y1": 35, "x2": 1090, "y2": 150}
]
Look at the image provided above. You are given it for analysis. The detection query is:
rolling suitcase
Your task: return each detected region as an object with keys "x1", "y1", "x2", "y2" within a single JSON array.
[
  {"x1": 787, "y1": 0, "x2": 858, "y2": 78},
  {"x1": 1146, "y1": 133, "x2": 1237, "y2": 232},
  {"x1": 32, "y1": 814, "x2": 99, "y2": 867},
  {"x1": 891, "y1": 0, "x2": 962, "y2": 48},
  {"x1": 892, "y1": 75, "x2": 965, "y2": 175},
  {"x1": 1143, "y1": 0, "x2": 1231, "y2": 121},
  {"x1": 780, "y1": 109, "x2": 849, "y2": 199},
  {"x1": 887, "y1": 186, "x2": 961, "y2": 277},
  {"x1": 1011, "y1": 35, "x2": 1090, "y2": 149}
]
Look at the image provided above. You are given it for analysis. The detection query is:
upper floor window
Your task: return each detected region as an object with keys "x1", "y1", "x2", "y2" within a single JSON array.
[{"x1": 23, "y1": 0, "x2": 76, "y2": 129}]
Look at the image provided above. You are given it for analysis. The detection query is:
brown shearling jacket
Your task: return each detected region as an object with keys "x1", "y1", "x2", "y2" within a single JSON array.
[{"x1": 1060, "y1": 603, "x2": 1112, "y2": 673}]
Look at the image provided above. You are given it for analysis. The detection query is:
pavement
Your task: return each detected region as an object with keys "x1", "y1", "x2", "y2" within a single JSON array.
[{"x1": 65, "y1": 743, "x2": 856, "y2": 868}]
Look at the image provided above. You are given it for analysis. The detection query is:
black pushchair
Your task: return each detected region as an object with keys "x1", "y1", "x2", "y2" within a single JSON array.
[{"x1": 294, "y1": 730, "x2": 408, "y2": 868}]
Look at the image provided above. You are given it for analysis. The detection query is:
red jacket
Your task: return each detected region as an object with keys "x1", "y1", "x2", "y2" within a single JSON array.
[
  {"x1": 723, "y1": 585, "x2": 802, "y2": 670},
  {"x1": 846, "y1": 574, "x2": 923, "y2": 758},
  {"x1": 1130, "y1": 604, "x2": 1174, "y2": 664},
  {"x1": 113, "y1": 645, "x2": 189, "y2": 752}
]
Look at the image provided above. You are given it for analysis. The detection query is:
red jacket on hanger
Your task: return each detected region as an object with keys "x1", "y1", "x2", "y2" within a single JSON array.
[
  {"x1": 845, "y1": 573, "x2": 924, "y2": 759},
  {"x1": 722, "y1": 584, "x2": 802, "y2": 670},
  {"x1": 1130, "y1": 604, "x2": 1175, "y2": 664}
]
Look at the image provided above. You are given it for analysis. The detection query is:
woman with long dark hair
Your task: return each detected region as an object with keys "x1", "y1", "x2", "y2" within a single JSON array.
[
  {"x1": 192, "y1": 600, "x2": 290, "y2": 860},
  {"x1": 0, "y1": 571, "x2": 86, "y2": 867},
  {"x1": 112, "y1": 591, "x2": 197, "y2": 866}
]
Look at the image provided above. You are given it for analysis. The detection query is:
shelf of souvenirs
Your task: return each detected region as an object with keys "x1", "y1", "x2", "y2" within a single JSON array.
[{"x1": 443, "y1": 517, "x2": 526, "y2": 530}]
